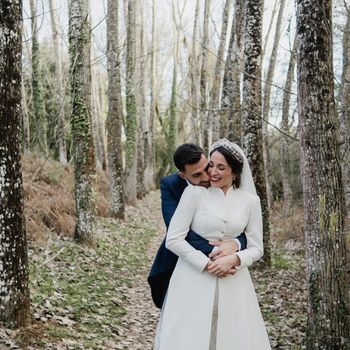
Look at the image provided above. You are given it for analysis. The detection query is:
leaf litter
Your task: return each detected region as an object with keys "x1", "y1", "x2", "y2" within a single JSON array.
[{"x1": 1, "y1": 191, "x2": 307, "y2": 349}]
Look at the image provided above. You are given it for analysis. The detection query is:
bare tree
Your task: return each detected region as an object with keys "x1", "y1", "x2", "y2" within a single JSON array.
[
  {"x1": 297, "y1": 1, "x2": 350, "y2": 348},
  {"x1": 124, "y1": 0, "x2": 138, "y2": 204},
  {"x1": 280, "y1": 35, "x2": 296, "y2": 209},
  {"x1": 210, "y1": 0, "x2": 232, "y2": 141},
  {"x1": 221, "y1": 0, "x2": 245, "y2": 143},
  {"x1": 242, "y1": 0, "x2": 271, "y2": 267},
  {"x1": 200, "y1": 0, "x2": 211, "y2": 150},
  {"x1": 106, "y1": 0, "x2": 125, "y2": 219},
  {"x1": 0, "y1": 0, "x2": 30, "y2": 327},
  {"x1": 262, "y1": 0, "x2": 286, "y2": 209},
  {"x1": 189, "y1": 0, "x2": 201, "y2": 144},
  {"x1": 30, "y1": 0, "x2": 47, "y2": 154},
  {"x1": 68, "y1": 0, "x2": 96, "y2": 244},
  {"x1": 144, "y1": 0, "x2": 157, "y2": 191},
  {"x1": 49, "y1": 0, "x2": 67, "y2": 164}
]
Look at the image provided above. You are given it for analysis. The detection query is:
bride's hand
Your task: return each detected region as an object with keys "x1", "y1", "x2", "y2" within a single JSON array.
[{"x1": 207, "y1": 255, "x2": 240, "y2": 277}]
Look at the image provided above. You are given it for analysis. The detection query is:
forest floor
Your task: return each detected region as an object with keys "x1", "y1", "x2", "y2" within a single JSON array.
[{"x1": 0, "y1": 155, "x2": 307, "y2": 349}]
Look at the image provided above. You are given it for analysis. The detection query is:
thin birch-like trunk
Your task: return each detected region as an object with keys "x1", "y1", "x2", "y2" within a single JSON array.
[
  {"x1": 144, "y1": 0, "x2": 156, "y2": 191},
  {"x1": 297, "y1": 1, "x2": 350, "y2": 347},
  {"x1": 49, "y1": 0, "x2": 67, "y2": 164},
  {"x1": 221, "y1": 0, "x2": 245, "y2": 143},
  {"x1": 262, "y1": 0, "x2": 286, "y2": 209},
  {"x1": 210, "y1": 0, "x2": 232, "y2": 141},
  {"x1": 189, "y1": 0, "x2": 201, "y2": 144},
  {"x1": 107, "y1": 0, "x2": 125, "y2": 218},
  {"x1": 30, "y1": 0, "x2": 47, "y2": 154},
  {"x1": 280, "y1": 36, "x2": 296, "y2": 209},
  {"x1": 200, "y1": 0, "x2": 211, "y2": 151},
  {"x1": 124, "y1": 0, "x2": 138, "y2": 205}
]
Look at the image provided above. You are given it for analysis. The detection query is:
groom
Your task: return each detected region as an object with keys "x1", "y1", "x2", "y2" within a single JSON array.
[{"x1": 148, "y1": 143, "x2": 247, "y2": 308}]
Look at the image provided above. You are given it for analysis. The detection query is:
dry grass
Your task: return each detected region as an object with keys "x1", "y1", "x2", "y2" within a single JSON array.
[
  {"x1": 270, "y1": 201, "x2": 305, "y2": 252},
  {"x1": 22, "y1": 153, "x2": 108, "y2": 244}
]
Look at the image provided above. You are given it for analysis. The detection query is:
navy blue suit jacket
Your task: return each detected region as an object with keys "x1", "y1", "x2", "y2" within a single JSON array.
[{"x1": 148, "y1": 173, "x2": 247, "y2": 308}]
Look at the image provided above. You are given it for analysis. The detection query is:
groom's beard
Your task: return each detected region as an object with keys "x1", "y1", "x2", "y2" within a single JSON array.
[{"x1": 188, "y1": 180, "x2": 210, "y2": 188}]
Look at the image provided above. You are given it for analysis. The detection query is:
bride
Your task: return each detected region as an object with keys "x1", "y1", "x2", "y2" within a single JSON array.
[{"x1": 154, "y1": 139, "x2": 271, "y2": 350}]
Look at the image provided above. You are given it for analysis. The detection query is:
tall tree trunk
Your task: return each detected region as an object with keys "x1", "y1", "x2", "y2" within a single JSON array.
[
  {"x1": 144, "y1": 0, "x2": 156, "y2": 191},
  {"x1": 49, "y1": 0, "x2": 67, "y2": 164},
  {"x1": 168, "y1": 65, "x2": 177, "y2": 173},
  {"x1": 136, "y1": 0, "x2": 146, "y2": 199},
  {"x1": 68, "y1": 0, "x2": 96, "y2": 245},
  {"x1": 262, "y1": 0, "x2": 286, "y2": 210},
  {"x1": 107, "y1": 0, "x2": 125, "y2": 219},
  {"x1": 242, "y1": 0, "x2": 271, "y2": 267},
  {"x1": 189, "y1": 0, "x2": 201, "y2": 144},
  {"x1": 200, "y1": 0, "x2": 211, "y2": 150},
  {"x1": 21, "y1": 78, "x2": 30, "y2": 153},
  {"x1": 297, "y1": 1, "x2": 350, "y2": 348},
  {"x1": 91, "y1": 65, "x2": 106, "y2": 170},
  {"x1": 261, "y1": 0, "x2": 279, "y2": 59},
  {"x1": 124, "y1": 0, "x2": 138, "y2": 204},
  {"x1": 0, "y1": 0, "x2": 30, "y2": 327},
  {"x1": 281, "y1": 36, "x2": 296, "y2": 209},
  {"x1": 222, "y1": 0, "x2": 245, "y2": 143},
  {"x1": 30, "y1": 0, "x2": 47, "y2": 154},
  {"x1": 210, "y1": 0, "x2": 232, "y2": 141},
  {"x1": 340, "y1": 8, "x2": 350, "y2": 214}
]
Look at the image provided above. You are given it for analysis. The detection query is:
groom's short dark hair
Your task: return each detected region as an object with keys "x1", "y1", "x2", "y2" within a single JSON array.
[{"x1": 173, "y1": 143, "x2": 204, "y2": 171}]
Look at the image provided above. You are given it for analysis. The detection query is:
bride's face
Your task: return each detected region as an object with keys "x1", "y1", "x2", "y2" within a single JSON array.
[{"x1": 208, "y1": 151, "x2": 235, "y2": 192}]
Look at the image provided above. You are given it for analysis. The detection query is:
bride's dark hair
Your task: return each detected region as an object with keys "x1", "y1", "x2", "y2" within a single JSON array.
[{"x1": 209, "y1": 146, "x2": 243, "y2": 187}]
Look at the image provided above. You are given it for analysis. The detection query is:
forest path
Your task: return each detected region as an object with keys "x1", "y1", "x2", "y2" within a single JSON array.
[{"x1": 1, "y1": 190, "x2": 306, "y2": 349}]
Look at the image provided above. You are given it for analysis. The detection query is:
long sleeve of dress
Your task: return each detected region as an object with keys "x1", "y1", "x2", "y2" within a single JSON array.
[
  {"x1": 235, "y1": 196, "x2": 264, "y2": 268},
  {"x1": 165, "y1": 186, "x2": 210, "y2": 272}
]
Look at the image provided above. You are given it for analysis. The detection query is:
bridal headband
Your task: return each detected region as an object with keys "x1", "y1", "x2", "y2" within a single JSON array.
[{"x1": 210, "y1": 138, "x2": 244, "y2": 164}]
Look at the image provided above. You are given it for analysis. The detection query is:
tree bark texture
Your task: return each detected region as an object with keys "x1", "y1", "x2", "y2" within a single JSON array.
[
  {"x1": 49, "y1": 0, "x2": 67, "y2": 164},
  {"x1": 189, "y1": 0, "x2": 201, "y2": 144},
  {"x1": 30, "y1": 0, "x2": 47, "y2": 154},
  {"x1": 340, "y1": 8, "x2": 350, "y2": 214},
  {"x1": 297, "y1": 1, "x2": 350, "y2": 348},
  {"x1": 262, "y1": 0, "x2": 286, "y2": 210},
  {"x1": 0, "y1": 0, "x2": 31, "y2": 327},
  {"x1": 222, "y1": 0, "x2": 245, "y2": 144},
  {"x1": 124, "y1": 0, "x2": 138, "y2": 205},
  {"x1": 281, "y1": 35, "x2": 296, "y2": 209},
  {"x1": 144, "y1": 0, "x2": 156, "y2": 191},
  {"x1": 242, "y1": 0, "x2": 271, "y2": 267},
  {"x1": 106, "y1": 0, "x2": 125, "y2": 219},
  {"x1": 68, "y1": 0, "x2": 96, "y2": 244},
  {"x1": 209, "y1": 0, "x2": 232, "y2": 141},
  {"x1": 200, "y1": 0, "x2": 211, "y2": 151}
]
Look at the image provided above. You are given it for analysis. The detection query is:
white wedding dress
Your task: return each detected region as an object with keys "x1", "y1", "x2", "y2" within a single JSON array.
[{"x1": 154, "y1": 185, "x2": 271, "y2": 350}]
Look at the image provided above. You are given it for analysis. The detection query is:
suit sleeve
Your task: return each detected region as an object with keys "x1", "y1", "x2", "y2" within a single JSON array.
[
  {"x1": 235, "y1": 196, "x2": 264, "y2": 267},
  {"x1": 160, "y1": 178, "x2": 214, "y2": 256},
  {"x1": 165, "y1": 186, "x2": 210, "y2": 272},
  {"x1": 160, "y1": 178, "x2": 178, "y2": 229}
]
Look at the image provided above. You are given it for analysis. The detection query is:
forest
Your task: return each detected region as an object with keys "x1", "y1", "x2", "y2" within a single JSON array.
[{"x1": 0, "y1": 0, "x2": 349, "y2": 349}]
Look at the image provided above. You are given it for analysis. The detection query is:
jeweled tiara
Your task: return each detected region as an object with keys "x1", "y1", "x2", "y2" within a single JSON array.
[{"x1": 210, "y1": 138, "x2": 244, "y2": 163}]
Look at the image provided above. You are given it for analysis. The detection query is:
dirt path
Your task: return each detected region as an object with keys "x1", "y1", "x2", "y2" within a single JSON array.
[
  {"x1": 0, "y1": 190, "x2": 306, "y2": 349},
  {"x1": 113, "y1": 191, "x2": 307, "y2": 350},
  {"x1": 111, "y1": 191, "x2": 163, "y2": 350}
]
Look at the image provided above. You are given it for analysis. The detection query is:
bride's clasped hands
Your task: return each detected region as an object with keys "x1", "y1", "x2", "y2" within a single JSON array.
[{"x1": 206, "y1": 252, "x2": 241, "y2": 277}]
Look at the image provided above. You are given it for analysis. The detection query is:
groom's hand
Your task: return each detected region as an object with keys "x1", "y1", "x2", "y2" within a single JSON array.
[{"x1": 209, "y1": 240, "x2": 238, "y2": 260}]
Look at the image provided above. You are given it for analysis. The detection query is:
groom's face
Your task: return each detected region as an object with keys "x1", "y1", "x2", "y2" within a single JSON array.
[{"x1": 179, "y1": 154, "x2": 210, "y2": 187}]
